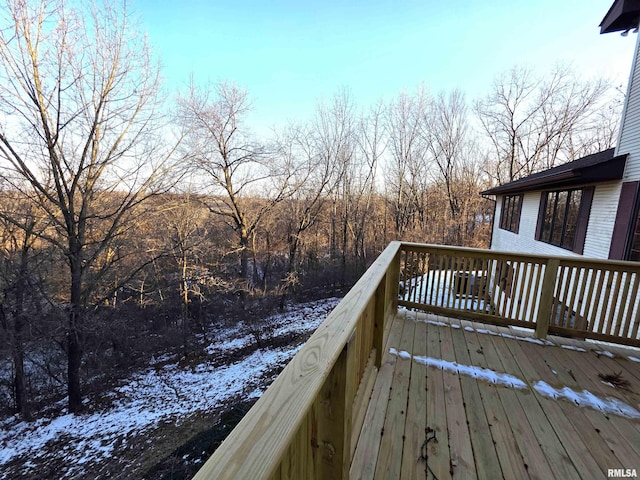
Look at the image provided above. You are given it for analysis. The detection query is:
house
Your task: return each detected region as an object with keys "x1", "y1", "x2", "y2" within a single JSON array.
[
  {"x1": 482, "y1": 149, "x2": 628, "y2": 258},
  {"x1": 482, "y1": 0, "x2": 640, "y2": 261}
]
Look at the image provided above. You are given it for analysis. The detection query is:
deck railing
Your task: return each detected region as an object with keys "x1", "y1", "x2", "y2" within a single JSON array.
[
  {"x1": 399, "y1": 243, "x2": 640, "y2": 347},
  {"x1": 194, "y1": 242, "x2": 640, "y2": 479}
]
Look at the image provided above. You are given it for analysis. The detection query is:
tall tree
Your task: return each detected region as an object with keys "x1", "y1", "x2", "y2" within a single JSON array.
[
  {"x1": 349, "y1": 100, "x2": 384, "y2": 269},
  {"x1": 475, "y1": 65, "x2": 612, "y2": 184},
  {"x1": 425, "y1": 90, "x2": 468, "y2": 219},
  {"x1": 385, "y1": 88, "x2": 431, "y2": 236},
  {"x1": 179, "y1": 81, "x2": 293, "y2": 298},
  {"x1": 0, "y1": 0, "x2": 176, "y2": 413},
  {"x1": 0, "y1": 199, "x2": 48, "y2": 420},
  {"x1": 274, "y1": 123, "x2": 336, "y2": 304},
  {"x1": 312, "y1": 90, "x2": 356, "y2": 284}
]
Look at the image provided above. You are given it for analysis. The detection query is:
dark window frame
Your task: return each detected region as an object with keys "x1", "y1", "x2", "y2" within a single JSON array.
[
  {"x1": 499, "y1": 194, "x2": 523, "y2": 233},
  {"x1": 535, "y1": 186, "x2": 594, "y2": 254},
  {"x1": 609, "y1": 181, "x2": 640, "y2": 261}
]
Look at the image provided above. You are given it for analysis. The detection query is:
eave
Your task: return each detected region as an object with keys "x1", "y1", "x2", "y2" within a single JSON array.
[
  {"x1": 600, "y1": 0, "x2": 640, "y2": 34},
  {"x1": 480, "y1": 152, "x2": 627, "y2": 196}
]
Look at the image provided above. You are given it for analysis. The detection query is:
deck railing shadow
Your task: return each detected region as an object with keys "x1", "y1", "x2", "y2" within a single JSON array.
[{"x1": 194, "y1": 242, "x2": 640, "y2": 479}]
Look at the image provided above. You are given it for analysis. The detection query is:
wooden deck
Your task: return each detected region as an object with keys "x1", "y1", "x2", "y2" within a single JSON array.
[
  {"x1": 351, "y1": 309, "x2": 640, "y2": 480},
  {"x1": 195, "y1": 243, "x2": 640, "y2": 480}
]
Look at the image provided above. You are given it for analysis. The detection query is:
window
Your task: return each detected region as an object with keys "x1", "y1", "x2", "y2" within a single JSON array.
[
  {"x1": 499, "y1": 194, "x2": 522, "y2": 233},
  {"x1": 536, "y1": 188, "x2": 593, "y2": 253},
  {"x1": 628, "y1": 212, "x2": 640, "y2": 261},
  {"x1": 609, "y1": 181, "x2": 640, "y2": 260}
]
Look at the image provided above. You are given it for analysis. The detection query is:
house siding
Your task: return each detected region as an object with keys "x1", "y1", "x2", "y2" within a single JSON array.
[
  {"x1": 491, "y1": 182, "x2": 621, "y2": 259},
  {"x1": 619, "y1": 34, "x2": 640, "y2": 181},
  {"x1": 583, "y1": 182, "x2": 622, "y2": 258}
]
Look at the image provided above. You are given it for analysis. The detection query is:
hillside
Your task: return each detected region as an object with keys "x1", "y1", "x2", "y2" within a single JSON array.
[{"x1": 0, "y1": 298, "x2": 340, "y2": 480}]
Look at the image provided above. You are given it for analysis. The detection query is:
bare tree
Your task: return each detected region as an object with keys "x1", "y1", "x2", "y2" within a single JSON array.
[
  {"x1": 0, "y1": 198, "x2": 50, "y2": 419},
  {"x1": 423, "y1": 90, "x2": 479, "y2": 244},
  {"x1": 0, "y1": 0, "x2": 177, "y2": 413},
  {"x1": 311, "y1": 90, "x2": 357, "y2": 285},
  {"x1": 385, "y1": 88, "x2": 431, "y2": 236},
  {"x1": 349, "y1": 100, "x2": 385, "y2": 269},
  {"x1": 475, "y1": 65, "x2": 612, "y2": 184},
  {"x1": 425, "y1": 90, "x2": 468, "y2": 218},
  {"x1": 179, "y1": 81, "x2": 293, "y2": 299},
  {"x1": 274, "y1": 124, "x2": 330, "y2": 300},
  {"x1": 166, "y1": 192, "x2": 212, "y2": 329},
  {"x1": 564, "y1": 92, "x2": 623, "y2": 159}
]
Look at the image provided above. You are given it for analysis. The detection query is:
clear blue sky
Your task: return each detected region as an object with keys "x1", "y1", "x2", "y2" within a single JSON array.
[{"x1": 135, "y1": 0, "x2": 637, "y2": 135}]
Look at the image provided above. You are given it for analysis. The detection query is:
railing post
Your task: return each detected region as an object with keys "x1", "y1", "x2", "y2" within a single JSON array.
[
  {"x1": 314, "y1": 339, "x2": 353, "y2": 480},
  {"x1": 373, "y1": 277, "x2": 386, "y2": 367},
  {"x1": 535, "y1": 258, "x2": 559, "y2": 339},
  {"x1": 388, "y1": 248, "x2": 401, "y2": 313},
  {"x1": 374, "y1": 247, "x2": 401, "y2": 367}
]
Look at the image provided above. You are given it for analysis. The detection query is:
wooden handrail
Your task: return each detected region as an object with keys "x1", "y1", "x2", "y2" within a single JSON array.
[{"x1": 401, "y1": 242, "x2": 640, "y2": 269}]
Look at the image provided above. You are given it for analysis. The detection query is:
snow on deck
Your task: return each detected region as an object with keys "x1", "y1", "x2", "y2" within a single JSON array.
[{"x1": 401, "y1": 269, "x2": 489, "y2": 312}]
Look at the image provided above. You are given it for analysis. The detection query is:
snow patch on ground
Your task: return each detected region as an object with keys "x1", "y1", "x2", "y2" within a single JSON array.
[
  {"x1": 0, "y1": 297, "x2": 341, "y2": 479},
  {"x1": 499, "y1": 332, "x2": 553, "y2": 346},
  {"x1": 415, "y1": 317, "x2": 555, "y2": 346},
  {"x1": 423, "y1": 319, "x2": 449, "y2": 328},
  {"x1": 388, "y1": 348, "x2": 412, "y2": 360},
  {"x1": 629, "y1": 356, "x2": 640, "y2": 363},
  {"x1": 401, "y1": 270, "x2": 489, "y2": 312}
]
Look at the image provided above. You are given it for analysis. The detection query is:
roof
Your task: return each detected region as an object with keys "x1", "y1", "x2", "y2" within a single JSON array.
[
  {"x1": 481, "y1": 148, "x2": 628, "y2": 196},
  {"x1": 600, "y1": 0, "x2": 640, "y2": 34}
]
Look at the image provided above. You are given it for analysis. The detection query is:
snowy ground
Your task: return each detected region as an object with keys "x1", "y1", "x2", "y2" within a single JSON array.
[{"x1": 0, "y1": 297, "x2": 341, "y2": 480}]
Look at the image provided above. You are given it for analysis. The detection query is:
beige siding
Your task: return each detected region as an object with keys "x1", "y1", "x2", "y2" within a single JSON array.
[
  {"x1": 491, "y1": 182, "x2": 621, "y2": 260},
  {"x1": 582, "y1": 182, "x2": 621, "y2": 258},
  {"x1": 619, "y1": 35, "x2": 640, "y2": 181}
]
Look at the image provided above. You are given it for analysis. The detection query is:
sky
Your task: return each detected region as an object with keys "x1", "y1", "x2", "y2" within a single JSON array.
[{"x1": 134, "y1": 0, "x2": 638, "y2": 136}]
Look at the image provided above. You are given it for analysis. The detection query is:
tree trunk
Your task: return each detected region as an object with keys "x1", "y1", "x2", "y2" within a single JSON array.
[
  {"x1": 180, "y1": 255, "x2": 189, "y2": 328},
  {"x1": 67, "y1": 257, "x2": 83, "y2": 414},
  {"x1": 279, "y1": 232, "x2": 300, "y2": 310},
  {"x1": 239, "y1": 230, "x2": 249, "y2": 306},
  {"x1": 341, "y1": 207, "x2": 348, "y2": 288},
  {"x1": 13, "y1": 250, "x2": 30, "y2": 420},
  {"x1": 12, "y1": 345, "x2": 28, "y2": 419}
]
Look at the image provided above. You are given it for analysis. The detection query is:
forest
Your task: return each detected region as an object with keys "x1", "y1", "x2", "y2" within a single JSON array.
[{"x1": 0, "y1": 0, "x2": 624, "y2": 424}]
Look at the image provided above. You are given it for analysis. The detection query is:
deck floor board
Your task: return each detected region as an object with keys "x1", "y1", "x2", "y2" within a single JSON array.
[
  {"x1": 424, "y1": 313, "x2": 453, "y2": 480},
  {"x1": 351, "y1": 311, "x2": 640, "y2": 479},
  {"x1": 448, "y1": 320, "x2": 502, "y2": 479},
  {"x1": 438, "y1": 318, "x2": 478, "y2": 479},
  {"x1": 399, "y1": 311, "x2": 427, "y2": 480},
  {"x1": 374, "y1": 313, "x2": 415, "y2": 479}
]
